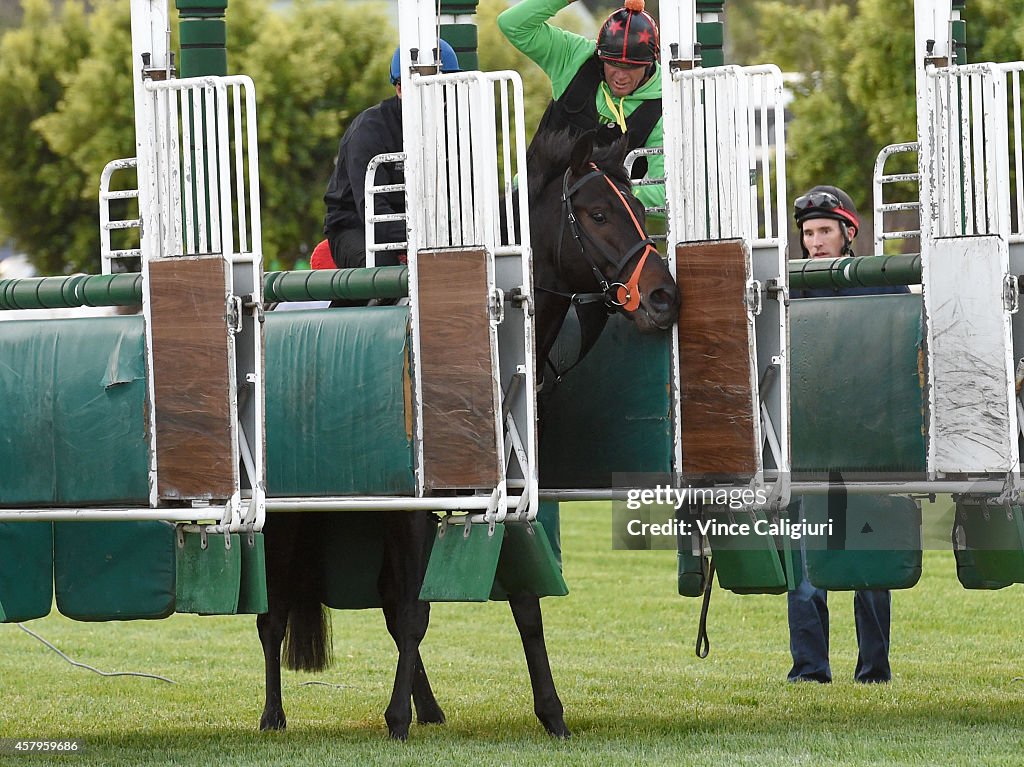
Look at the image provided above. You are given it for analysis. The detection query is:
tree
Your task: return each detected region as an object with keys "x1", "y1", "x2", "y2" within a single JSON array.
[
  {"x1": 232, "y1": 0, "x2": 393, "y2": 267},
  {"x1": 0, "y1": 0, "x2": 99, "y2": 274},
  {"x1": 0, "y1": 0, "x2": 396, "y2": 273}
]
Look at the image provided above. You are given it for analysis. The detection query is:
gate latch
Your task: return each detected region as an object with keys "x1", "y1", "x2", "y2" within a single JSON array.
[
  {"x1": 745, "y1": 280, "x2": 763, "y2": 316},
  {"x1": 489, "y1": 288, "x2": 505, "y2": 323}
]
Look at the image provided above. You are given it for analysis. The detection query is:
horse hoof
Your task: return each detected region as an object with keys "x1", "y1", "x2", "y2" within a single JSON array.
[
  {"x1": 387, "y1": 727, "x2": 410, "y2": 742},
  {"x1": 259, "y1": 711, "x2": 287, "y2": 731},
  {"x1": 547, "y1": 724, "x2": 571, "y2": 739},
  {"x1": 542, "y1": 718, "x2": 571, "y2": 739},
  {"x1": 416, "y1": 707, "x2": 446, "y2": 726}
]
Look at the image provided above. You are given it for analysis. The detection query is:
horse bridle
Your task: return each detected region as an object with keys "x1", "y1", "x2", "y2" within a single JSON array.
[{"x1": 549, "y1": 162, "x2": 659, "y2": 313}]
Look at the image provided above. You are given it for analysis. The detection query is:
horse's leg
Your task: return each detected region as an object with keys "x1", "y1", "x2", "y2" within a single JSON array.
[
  {"x1": 508, "y1": 593, "x2": 570, "y2": 738},
  {"x1": 258, "y1": 511, "x2": 302, "y2": 731},
  {"x1": 378, "y1": 510, "x2": 435, "y2": 740},
  {"x1": 382, "y1": 598, "x2": 445, "y2": 725}
]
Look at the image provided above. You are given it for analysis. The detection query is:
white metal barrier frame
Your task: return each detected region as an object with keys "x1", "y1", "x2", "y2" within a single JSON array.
[
  {"x1": 137, "y1": 71, "x2": 266, "y2": 532},
  {"x1": 99, "y1": 158, "x2": 142, "y2": 274},
  {"x1": 377, "y1": 9, "x2": 540, "y2": 526},
  {"x1": 873, "y1": 142, "x2": 921, "y2": 254},
  {"x1": 915, "y1": 0, "x2": 1023, "y2": 492},
  {"x1": 661, "y1": 61, "x2": 791, "y2": 508}
]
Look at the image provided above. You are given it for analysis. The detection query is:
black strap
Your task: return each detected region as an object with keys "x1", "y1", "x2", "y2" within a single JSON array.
[{"x1": 695, "y1": 557, "x2": 716, "y2": 659}]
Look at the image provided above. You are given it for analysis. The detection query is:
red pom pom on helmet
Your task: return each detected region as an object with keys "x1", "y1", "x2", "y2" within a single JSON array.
[{"x1": 624, "y1": 0, "x2": 645, "y2": 12}]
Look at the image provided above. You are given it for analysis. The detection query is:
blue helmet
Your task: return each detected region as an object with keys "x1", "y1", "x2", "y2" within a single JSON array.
[{"x1": 390, "y1": 39, "x2": 460, "y2": 85}]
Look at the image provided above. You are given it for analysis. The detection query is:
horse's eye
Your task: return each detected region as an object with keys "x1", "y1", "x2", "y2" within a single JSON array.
[{"x1": 590, "y1": 211, "x2": 607, "y2": 224}]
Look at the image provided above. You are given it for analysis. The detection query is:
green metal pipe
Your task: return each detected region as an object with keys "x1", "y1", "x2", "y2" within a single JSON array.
[
  {"x1": 0, "y1": 256, "x2": 923, "y2": 311},
  {"x1": 0, "y1": 267, "x2": 409, "y2": 310},
  {"x1": 788, "y1": 255, "x2": 922, "y2": 292},
  {"x1": 262, "y1": 267, "x2": 409, "y2": 303}
]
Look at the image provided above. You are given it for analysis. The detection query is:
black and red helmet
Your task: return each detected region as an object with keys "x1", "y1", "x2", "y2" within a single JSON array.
[
  {"x1": 794, "y1": 185, "x2": 860, "y2": 257},
  {"x1": 597, "y1": 0, "x2": 660, "y2": 67},
  {"x1": 793, "y1": 185, "x2": 859, "y2": 234}
]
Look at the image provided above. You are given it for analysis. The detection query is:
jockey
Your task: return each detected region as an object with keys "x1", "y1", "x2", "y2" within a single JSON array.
[
  {"x1": 792, "y1": 184, "x2": 861, "y2": 259},
  {"x1": 320, "y1": 39, "x2": 460, "y2": 270},
  {"x1": 498, "y1": 0, "x2": 664, "y2": 211}
]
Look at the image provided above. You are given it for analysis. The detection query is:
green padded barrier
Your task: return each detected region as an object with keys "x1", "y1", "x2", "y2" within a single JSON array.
[
  {"x1": 539, "y1": 313, "x2": 672, "y2": 488},
  {"x1": 54, "y1": 522, "x2": 176, "y2": 621},
  {"x1": 0, "y1": 522, "x2": 53, "y2": 622},
  {"x1": 491, "y1": 521, "x2": 568, "y2": 599},
  {"x1": 237, "y1": 533, "x2": 269, "y2": 614},
  {"x1": 319, "y1": 512, "x2": 388, "y2": 610},
  {"x1": 790, "y1": 294, "x2": 925, "y2": 473},
  {"x1": 175, "y1": 530, "x2": 241, "y2": 615},
  {"x1": 955, "y1": 500, "x2": 1024, "y2": 584},
  {"x1": 0, "y1": 317, "x2": 149, "y2": 506},
  {"x1": 799, "y1": 495, "x2": 923, "y2": 590},
  {"x1": 678, "y1": 540, "x2": 710, "y2": 597},
  {"x1": 705, "y1": 509, "x2": 792, "y2": 594},
  {"x1": 420, "y1": 522, "x2": 505, "y2": 602},
  {"x1": 264, "y1": 307, "x2": 415, "y2": 497},
  {"x1": 536, "y1": 500, "x2": 562, "y2": 570},
  {"x1": 953, "y1": 545, "x2": 1012, "y2": 590}
]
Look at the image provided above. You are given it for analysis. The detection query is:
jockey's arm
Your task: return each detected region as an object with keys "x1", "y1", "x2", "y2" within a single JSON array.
[
  {"x1": 497, "y1": 0, "x2": 594, "y2": 99},
  {"x1": 343, "y1": 114, "x2": 406, "y2": 245}
]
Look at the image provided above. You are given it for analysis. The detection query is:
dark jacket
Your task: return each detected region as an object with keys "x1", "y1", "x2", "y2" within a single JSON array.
[
  {"x1": 533, "y1": 54, "x2": 662, "y2": 179},
  {"x1": 323, "y1": 95, "x2": 406, "y2": 247}
]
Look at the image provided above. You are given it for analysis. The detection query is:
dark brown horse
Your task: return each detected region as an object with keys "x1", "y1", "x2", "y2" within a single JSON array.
[{"x1": 257, "y1": 129, "x2": 679, "y2": 740}]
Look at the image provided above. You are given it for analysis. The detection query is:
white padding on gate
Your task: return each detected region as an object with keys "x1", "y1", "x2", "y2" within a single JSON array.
[{"x1": 925, "y1": 235, "x2": 1018, "y2": 474}]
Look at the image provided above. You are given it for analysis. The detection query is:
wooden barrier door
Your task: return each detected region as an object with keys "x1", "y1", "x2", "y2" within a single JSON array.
[
  {"x1": 415, "y1": 247, "x2": 503, "y2": 492},
  {"x1": 676, "y1": 239, "x2": 761, "y2": 482},
  {"x1": 148, "y1": 255, "x2": 238, "y2": 500}
]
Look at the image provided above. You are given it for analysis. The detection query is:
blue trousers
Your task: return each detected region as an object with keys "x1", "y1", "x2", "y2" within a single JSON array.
[{"x1": 787, "y1": 576, "x2": 892, "y2": 683}]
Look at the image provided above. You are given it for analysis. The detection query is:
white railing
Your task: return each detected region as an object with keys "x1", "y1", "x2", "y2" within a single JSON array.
[
  {"x1": 98, "y1": 158, "x2": 142, "y2": 274},
  {"x1": 364, "y1": 152, "x2": 407, "y2": 265},
  {"x1": 406, "y1": 70, "x2": 529, "y2": 257},
  {"x1": 872, "y1": 142, "x2": 920, "y2": 254},
  {"x1": 142, "y1": 74, "x2": 261, "y2": 263},
  {"x1": 922, "y1": 63, "x2": 1011, "y2": 239},
  {"x1": 664, "y1": 64, "x2": 788, "y2": 247}
]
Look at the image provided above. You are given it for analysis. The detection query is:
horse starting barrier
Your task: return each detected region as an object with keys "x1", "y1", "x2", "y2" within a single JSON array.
[{"x1": 5, "y1": 0, "x2": 1024, "y2": 638}]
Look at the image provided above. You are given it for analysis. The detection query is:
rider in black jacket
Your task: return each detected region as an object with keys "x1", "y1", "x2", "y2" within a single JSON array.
[{"x1": 322, "y1": 40, "x2": 460, "y2": 268}]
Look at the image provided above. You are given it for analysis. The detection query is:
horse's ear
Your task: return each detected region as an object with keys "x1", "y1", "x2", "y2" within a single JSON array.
[{"x1": 569, "y1": 131, "x2": 595, "y2": 174}]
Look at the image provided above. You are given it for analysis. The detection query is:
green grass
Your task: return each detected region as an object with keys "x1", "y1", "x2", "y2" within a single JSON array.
[{"x1": 2, "y1": 502, "x2": 1024, "y2": 766}]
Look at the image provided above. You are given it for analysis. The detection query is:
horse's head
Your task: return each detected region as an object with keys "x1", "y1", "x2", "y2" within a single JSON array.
[{"x1": 532, "y1": 130, "x2": 680, "y2": 334}]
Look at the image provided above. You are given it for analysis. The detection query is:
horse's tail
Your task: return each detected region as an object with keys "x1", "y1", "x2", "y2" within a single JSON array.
[
  {"x1": 283, "y1": 596, "x2": 333, "y2": 672},
  {"x1": 281, "y1": 518, "x2": 333, "y2": 673}
]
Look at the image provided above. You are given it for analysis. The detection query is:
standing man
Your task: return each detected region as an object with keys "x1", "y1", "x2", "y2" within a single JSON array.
[
  {"x1": 321, "y1": 40, "x2": 461, "y2": 270},
  {"x1": 787, "y1": 184, "x2": 906, "y2": 683},
  {"x1": 498, "y1": 0, "x2": 665, "y2": 210}
]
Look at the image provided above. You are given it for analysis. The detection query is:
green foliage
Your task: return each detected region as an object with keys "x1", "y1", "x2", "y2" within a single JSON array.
[
  {"x1": 753, "y1": 0, "x2": 1024, "y2": 241},
  {"x1": 0, "y1": 0, "x2": 98, "y2": 274},
  {"x1": 0, "y1": 0, "x2": 393, "y2": 273},
  {"x1": 233, "y1": 0, "x2": 394, "y2": 267},
  {"x1": 757, "y1": 2, "x2": 874, "y2": 215}
]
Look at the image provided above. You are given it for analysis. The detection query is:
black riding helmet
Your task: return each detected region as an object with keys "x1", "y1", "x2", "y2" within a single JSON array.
[
  {"x1": 793, "y1": 184, "x2": 860, "y2": 257},
  {"x1": 597, "y1": 0, "x2": 660, "y2": 70}
]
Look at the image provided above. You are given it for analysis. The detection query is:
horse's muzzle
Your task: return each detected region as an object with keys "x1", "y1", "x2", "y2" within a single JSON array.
[{"x1": 635, "y1": 284, "x2": 680, "y2": 332}]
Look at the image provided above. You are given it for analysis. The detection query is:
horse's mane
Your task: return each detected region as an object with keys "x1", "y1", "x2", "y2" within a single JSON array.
[{"x1": 526, "y1": 128, "x2": 631, "y2": 202}]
